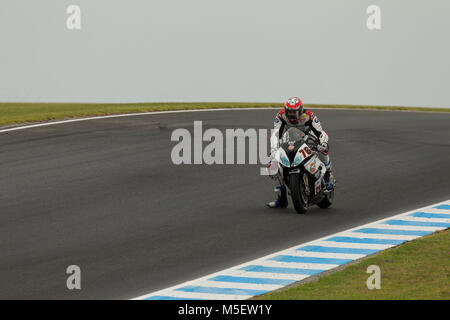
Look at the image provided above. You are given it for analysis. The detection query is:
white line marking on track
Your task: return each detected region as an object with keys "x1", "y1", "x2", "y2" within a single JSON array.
[
  {"x1": 247, "y1": 260, "x2": 340, "y2": 271},
  {"x1": 281, "y1": 250, "x2": 367, "y2": 259},
  {"x1": 304, "y1": 241, "x2": 393, "y2": 250},
  {"x1": 364, "y1": 224, "x2": 445, "y2": 231},
  {"x1": 341, "y1": 232, "x2": 420, "y2": 241},
  {"x1": 195, "y1": 281, "x2": 282, "y2": 291},
  {"x1": 0, "y1": 108, "x2": 279, "y2": 133},
  {"x1": 219, "y1": 271, "x2": 309, "y2": 282},
  {"x1": 2, "y1": 106, "x2": 448, "y2": 134}
]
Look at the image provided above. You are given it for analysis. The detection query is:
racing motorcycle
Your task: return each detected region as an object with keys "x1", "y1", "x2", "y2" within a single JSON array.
[{"x1": 273, "y1": 127, "x2": 334, "y2": 214}]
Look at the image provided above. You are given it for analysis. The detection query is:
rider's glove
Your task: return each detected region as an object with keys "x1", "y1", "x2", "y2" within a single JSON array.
[{"x1": 317, "y1": 142, "x2": 328, "y2": 153}]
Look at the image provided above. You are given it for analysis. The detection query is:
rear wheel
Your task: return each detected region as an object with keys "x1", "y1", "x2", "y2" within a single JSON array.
[
  {"x1": 290, "y1": 172, "x2": 308, "y2": 214},
  {"x1": 317, "y1": 189, "x2": 334, "y2": 208}
]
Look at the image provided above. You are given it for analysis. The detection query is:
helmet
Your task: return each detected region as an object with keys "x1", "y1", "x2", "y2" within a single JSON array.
[{"x1": 284, "y1": 97, "x2": 304, "y2": 124}]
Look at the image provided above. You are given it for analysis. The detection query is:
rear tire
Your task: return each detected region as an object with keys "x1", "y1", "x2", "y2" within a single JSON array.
[
  {"x1": 317, "y1": 189, "x2": 334, "y2": 208},
  {"x1": 290, "y1": 172, "x2": 308, "y2": 214}
]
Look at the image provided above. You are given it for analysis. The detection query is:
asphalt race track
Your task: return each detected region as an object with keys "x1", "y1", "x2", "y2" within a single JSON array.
[{"x1": 1, "y1": 109, "x2": 449, "y2": 299}]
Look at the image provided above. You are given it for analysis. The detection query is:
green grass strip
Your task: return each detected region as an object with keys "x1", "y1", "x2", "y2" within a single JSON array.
[{"x1": 257, "y1": 229, "x2": 450, "y2": 300}]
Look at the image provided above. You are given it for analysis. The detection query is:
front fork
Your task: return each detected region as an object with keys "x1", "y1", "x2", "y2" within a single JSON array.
[{"x1": 294, "y1": 169, "x2": 311, "y2": 201}]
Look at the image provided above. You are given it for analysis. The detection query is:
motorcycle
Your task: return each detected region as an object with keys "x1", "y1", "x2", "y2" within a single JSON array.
[{"x1": 272, "y1": 127, "x2": 334, "y2": 214}]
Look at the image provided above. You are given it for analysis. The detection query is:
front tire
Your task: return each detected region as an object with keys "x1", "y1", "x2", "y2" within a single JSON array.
[{"x1": 290, "y1": 172, "x2": 308, "y2": 214}]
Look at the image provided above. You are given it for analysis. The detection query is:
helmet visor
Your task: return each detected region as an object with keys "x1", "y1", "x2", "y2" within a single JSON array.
[{"x1": 286, "y1": 108, "x2": 300, "y2": 122}]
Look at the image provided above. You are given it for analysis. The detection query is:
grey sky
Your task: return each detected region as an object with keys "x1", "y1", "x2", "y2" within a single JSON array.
[{"x1": 0, "y1": 0, "x2": 449, "y2": 107}]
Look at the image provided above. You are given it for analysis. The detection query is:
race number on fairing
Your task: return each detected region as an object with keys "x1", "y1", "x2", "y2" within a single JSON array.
[{"x1": 293, "y1": 143, "x2": 313, "y2": 166}]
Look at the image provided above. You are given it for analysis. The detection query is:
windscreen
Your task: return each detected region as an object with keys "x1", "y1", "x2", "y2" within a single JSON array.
[{"x1": 281, "y1": 127, "x2": 305, "y2": 145}]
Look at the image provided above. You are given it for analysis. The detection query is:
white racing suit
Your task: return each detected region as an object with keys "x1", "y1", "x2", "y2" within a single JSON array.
[{"x1": 267, "y1": 109, "x2": 333, "y2": 207}]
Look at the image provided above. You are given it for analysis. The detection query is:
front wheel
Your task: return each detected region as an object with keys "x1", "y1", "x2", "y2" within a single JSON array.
[{"x1": 290, "y1": 172, "x2": 308, "y2": 214}]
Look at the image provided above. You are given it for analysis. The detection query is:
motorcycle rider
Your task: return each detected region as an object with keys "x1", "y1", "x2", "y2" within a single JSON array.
[{"x1": 266, "y1": 97, "x2": 335, "y2": 208}]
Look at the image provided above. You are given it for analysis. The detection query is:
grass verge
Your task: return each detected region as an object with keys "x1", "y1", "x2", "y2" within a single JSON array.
[
  {"x1": 256, "y1": 229, "x2": 450, "y2": 300},
  {"x1": 0, "y1": 102, "x2": 449, "y2": 127}
]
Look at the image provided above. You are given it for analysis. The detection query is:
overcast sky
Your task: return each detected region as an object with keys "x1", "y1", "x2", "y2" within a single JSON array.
[{"x1": 0, "y1": 0, "x2": 449, "y2": 107}]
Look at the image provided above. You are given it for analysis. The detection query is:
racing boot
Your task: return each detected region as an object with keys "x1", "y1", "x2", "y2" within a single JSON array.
[
  {"x1": 266, "y1": 185, "x2": 288, "y2": 208},
  {"x1": 324, "y1": 169, "x2": 335, "y2": 191}
]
